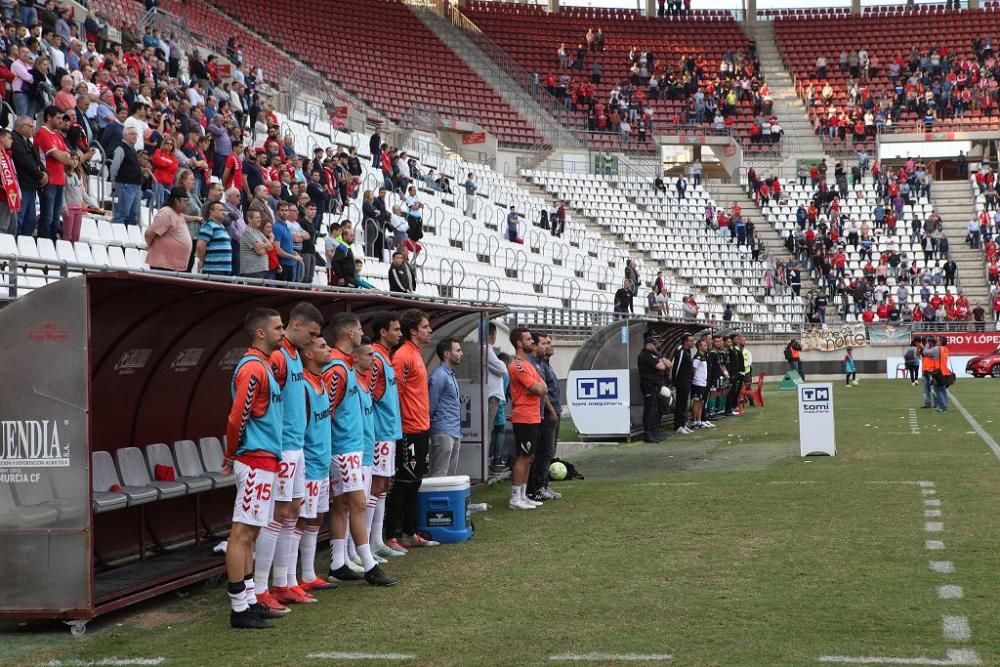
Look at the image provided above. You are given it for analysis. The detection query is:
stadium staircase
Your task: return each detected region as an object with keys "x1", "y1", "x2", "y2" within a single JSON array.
[
  {"x1": 403, "y1": 1, "x2": 580, "y2": 151},
  {"x1": 704, "y1": 180, "x2": 818, "y2": 319},
  {"x1": 931, "y1": 181, "x2": 992, "y2": 306},
  {"x1": 744, "y1": 21, "x2": 825, "y2": 164}
]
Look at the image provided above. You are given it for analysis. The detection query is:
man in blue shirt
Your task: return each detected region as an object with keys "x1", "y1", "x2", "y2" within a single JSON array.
[
  {"x1": 195, "y1": 201, "x2": 233, "y2": 275},
  {"x1": 507, "y1": 205, "x2": 521, "y2": 242},
  {"x1": 427, "y1": 337, "x2": 464, "y2": 477},
  {"x1": 272, "y1": 201, "x2": 301, "y2": 283},
  {"x1": 528, "y1": 332, "x2": 562, "y2": 502}
]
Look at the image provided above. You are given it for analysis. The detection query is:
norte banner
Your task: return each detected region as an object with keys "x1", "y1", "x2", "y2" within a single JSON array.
[
  {"x1": 868, "y1": 324, "x2": 913, "y2": 346},
  {"x1": 800, "y1": 324, "x2": 868, "y2": 352},
  {"x1": 936, "y1": 331, "x2": 1000, "y2": 355}
]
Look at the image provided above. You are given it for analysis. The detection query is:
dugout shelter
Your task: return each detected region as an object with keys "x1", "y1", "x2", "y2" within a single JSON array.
[{"x1": 0, "y1": 272, "x2": 499, "y2": 632}]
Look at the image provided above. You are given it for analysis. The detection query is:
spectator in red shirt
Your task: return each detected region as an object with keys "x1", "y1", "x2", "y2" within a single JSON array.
[
  {"x1": 876, "y1": 302, "x2": 889, "y2": 320},
  {"x1": 151, "y1": 135, "x2": 180, "y2": 208},
  {"x1": 862, "y1": 308, "x2": 875, "y2": 323},
  {"x1": 35, "y1": 106, "x2": 73, "y2": 241}
]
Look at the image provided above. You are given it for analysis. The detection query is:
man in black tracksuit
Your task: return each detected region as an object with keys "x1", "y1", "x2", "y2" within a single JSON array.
[
  {"x1": 726, "y1": 335, "x2": 745, "y2": 415},
  {"x1": 671, "y1": 334, "x2": 695, "y2": 434}
]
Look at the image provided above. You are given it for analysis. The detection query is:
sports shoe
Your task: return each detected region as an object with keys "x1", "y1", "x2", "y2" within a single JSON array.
[
  {"x1": 364, "y1": 565, "x2": 398, "y2": 586},
  {"x1": 249, "y1": 602, "x2": 286, "y2": 619},
  {"x1": 676, "y1": 426, "x2": 693, "y2": 435},
  {"x1": 845, "y1": 384, "x2": 852, "y2": 388},
  {"x1": 539, "y1": 487, "x2": 559, "y2": 500},
  {"x1": 254, "y1": 591, "x2": 291, "y2": 616},
  {"x1": 701, "y1": 420, "x2": 716, "y2": 428},
  {"x1": 527, "y1": 492, "x2": 546, "y2": 503},
  {"x1": 374, "y1": 554, "x2": 388, "y2": 564},
  {"x1": 375, "y1": 544, "x2": 407, "y2": 558},
  {"x1": 231, "y1": 608, "x2": 273, "y2": 629},
  {"x1": 508, "y1": 498, "x2": 536, "y2": 510},
  {"x1": 384, "y1": 538, "x2": 409, "y2": 554},
  {"x1": 271, "y1": 585, "x2": 316, "y2": 605},
  {"x1": 299, "y1": 577, "x2": 338, "y2": 592},
  {"x1": 329, "y1": 564, "x2": 364, "y2": 582},
  {"x1": 345, "y1": 558, "x2": 365, "y2": 574},
  {"x1": 851, "y1": 380, "x2": 859, "y2": 386},
  {"x1": 401, "y1": 533, "x2": 440, "y2": 548},
  {"x1": 523, "y1": 495, "x2": 543, "y2": 507}
]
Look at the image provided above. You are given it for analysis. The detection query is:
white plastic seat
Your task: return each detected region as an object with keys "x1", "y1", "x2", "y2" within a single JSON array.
[
  {"x1": 144, "y1": 443, "x2": 212, "y2": 494},
  {"x1": 115, "y1": 446, "x2": 187, "y2": 499}
]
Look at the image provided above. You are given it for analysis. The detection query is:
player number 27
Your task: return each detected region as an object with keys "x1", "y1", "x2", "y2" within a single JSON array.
[{"x1": 279, "y1": 461, "x2": 296, "y2": 478}]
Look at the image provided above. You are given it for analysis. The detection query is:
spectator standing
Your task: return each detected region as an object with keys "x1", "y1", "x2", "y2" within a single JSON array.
[
  {"x1": 239, "y1": 209, "x2": 271, "y2": 279},
  {"x1": 387, "y1": 248, "x2": 416, "y2": 293},
  {"x1": 144, "y1": 186, "x2": 193, "y2": 271},
  {"x1": 404, "y1": 185, "x2": 423, "y2": 242},
  {"x1": 0, "y1": 128, "x2": 20, "y2": 235},
  {"x1": 671, "y1": 334, "x2": 695, "y2": 434},
  {"x1": 676, "y1": 174, "x2": 687, "y2": 200},
  {"x1": 272, "y1": 201, "x2": 302, "y2": 283},
  {"x1": 196, "y1": 200, "x2": 233, "y2": 276},
  {"x1": 34, "y1": 106, "x2": 72, "y2": 241},
  {"x1": 61, "y1": 154, "x2": 96, "y2": 243},
  {"x1": 151, "y1": 136, "x2": 179, "y2": 208},
  {"x1": 903, "y1": 339, "x2": 920, "y2": 385},
  {"x1": 506, "y1": 205, "x2": 520, "y2": 242},
  {"x1": 12, "y1": 115, "x2": 46, "y2": 237},
  {"x1": 614, "y1": 279, "x2": 634, "y2": 317},
  {"x1": 427, "y1": 338, "x2": 464, "y2": 478},
  {"x1": 464, "y1": 172, "x2": 476, "y2": 219},
  {"x1": 110, "y1": 126, "x2": 143, "y2": 226},
  {"x1": 299, "y1": 201, "x2": 318, "y2": 282}
]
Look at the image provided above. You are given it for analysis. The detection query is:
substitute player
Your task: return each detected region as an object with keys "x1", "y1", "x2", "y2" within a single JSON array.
[
  {"x1": 385, "y1": 309, "x2": 439, "y2": 551},
  {"x1": 369, "y1": 312, "x2": 406, "y2": 558},
  {"x1": 325, "y1": 313, "x2": 397, "y2": 586},
  {"x1": 223, "y1": 308, "x2": 285, "y2": 629},
  {"x1": 256, "y1": 302, "x2": 324, "y2": 613},
  {"x1": 507, "y1": 327, "x2": 548, "y2": 510},
  {"x1": 295, "y1": 335, "x2": 338, "y2": 593}
]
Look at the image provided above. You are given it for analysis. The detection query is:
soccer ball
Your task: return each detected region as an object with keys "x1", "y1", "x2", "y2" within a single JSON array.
[{"x1": 549, "y1": 461, "x2": 568, "y2": 481}]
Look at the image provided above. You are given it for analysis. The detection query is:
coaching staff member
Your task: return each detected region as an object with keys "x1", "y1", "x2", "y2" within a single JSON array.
[
  {"x1": 671, "y1": 334, "x2": 695, "y2": 434},
  {"x1": 637, "y1": 335, "x2": 670, "y2": 442}
]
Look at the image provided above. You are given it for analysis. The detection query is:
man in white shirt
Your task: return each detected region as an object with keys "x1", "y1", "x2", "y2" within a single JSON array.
[
  {"x1": 123, "y1": 103, "x2": 149, "y2": 151},
  {"x1": 485, "y1": 323, "x2": 509, "y2": 472}
]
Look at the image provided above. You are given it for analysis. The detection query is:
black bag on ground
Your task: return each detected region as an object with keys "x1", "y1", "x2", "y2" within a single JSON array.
[{"x1": 550, "y1": 457, "x2": 584, "y2": 481}]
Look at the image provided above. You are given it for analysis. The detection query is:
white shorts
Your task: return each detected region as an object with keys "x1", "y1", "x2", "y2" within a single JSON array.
[
  {"x1": 372, "y1": 440, "x2": 395, "y2": 477},
  {"x1": 232, "y1": 460, "x2": 276, "y2": 528},
  {"x1": 300, "y1": 478, "x2": 330, "y2": 519},
  {"x1": 331, "y1": 452, "x2": 365, "y2": 496},
  {"x1": 362, "y1": 466, "x2": 372, "y2": 497},
  {"x1": 275, "y1": 449, "x2": 305, "y2": 502}
]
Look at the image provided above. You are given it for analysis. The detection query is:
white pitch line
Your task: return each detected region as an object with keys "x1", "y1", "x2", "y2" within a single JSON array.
[
  {"x1": 922, "y1": 489, "x2": 937, "y2": 496},
  {"x1": 925, "y1": 522, "x2": 944, "y2": 532},
  {"x1": 942, "y1": 616, "x2": 971, "y2": 642},
  {"x1": 638, "y1": 482, "x2": 700, "y2": 487},
  {"x1": 925, "y1": 499, "x2": 942, "y2": 507},
  {"x1": 950, "y1": 395, "x2": 1000, "y2": 464},
  {"x1": 549, "y1": 654, "x2": 673, "y2": 662},
  {"x1": 818, "y1": 649, "x2": 981, "y2": 665},
  {"x1": 43, "y1": 660, "x2": 166, "y2": 667},
  {"x1": 917, "y1": 481, "x2": 935, "y2": 488},
  {"x1": 307, "y1": 653, "x2": 415, "y2": 661},
  {"x1": 925, "y1": 510, "x2": 942, "y2": 518},
  {"x1": 925, "y1": 540, "x2": 946, "y2": 550},
  {"x1": 768, "y1": 480, "x2": 820, "y2": 485},
  {"x1": 929, "y1": 561, "x2": 955, "y2": 574},
  {"x1": 937, "y1": 585, "x2": 964, "y2": 599}
]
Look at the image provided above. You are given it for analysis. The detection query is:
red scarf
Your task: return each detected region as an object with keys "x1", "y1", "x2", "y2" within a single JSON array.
[{"x1": 0, "y1": 147, "x2": 21, "y2": 210}]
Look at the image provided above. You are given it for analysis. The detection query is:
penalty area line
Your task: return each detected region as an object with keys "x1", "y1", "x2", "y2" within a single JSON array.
[
  {"x1": 43, "y1": 660, "x2": 167, "y2": 667},
  {"x1": 817, "y1": 649, "x2": 982, "y2": 665},
  {"x1": 950, "y1": 395, "x2": 1000, "y2": 464}
]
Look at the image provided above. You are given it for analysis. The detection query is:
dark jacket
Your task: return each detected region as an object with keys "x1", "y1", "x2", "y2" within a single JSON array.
[
  {"x1": 671, "y1": 346, "x2": 693, "y2": 386},
  {"x1": 12, "y1": 131, "x2": 45, "y2": 188},
  {"x1": 331, "y1": 241, "x2": 356, "y2": 282},
  {"x1": 368, "y1": 133, "x2": 381, "y2": 158},
  {"x1": 388, "y1": 261, "x2": 416, "y2": 293}
]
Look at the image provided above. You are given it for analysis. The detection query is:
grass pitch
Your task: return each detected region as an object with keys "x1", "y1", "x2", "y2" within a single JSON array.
[{"x1": 6, "y1": 379, "x2": 1000, "y2": 666}]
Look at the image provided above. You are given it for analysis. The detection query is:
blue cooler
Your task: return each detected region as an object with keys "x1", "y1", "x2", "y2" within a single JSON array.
[{"x1": 416, "y1": 475, "x2": 472, "y2": 543}]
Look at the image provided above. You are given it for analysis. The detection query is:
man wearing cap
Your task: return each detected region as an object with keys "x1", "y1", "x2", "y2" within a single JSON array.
[
  {"x1": 637, "y1": 335, "x2": 670, "y2": 442},
  {"x1": 144, "y1": 186, "x2": 193, "y2": 271}
]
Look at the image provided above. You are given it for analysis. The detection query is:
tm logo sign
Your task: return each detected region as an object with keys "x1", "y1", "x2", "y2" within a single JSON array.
[
  {"x1": 802, "y1": 387, "x2": 830, "y2": 402},
  {"x1": 577, "y1": 377, "x2": 619, "y2": 400}
]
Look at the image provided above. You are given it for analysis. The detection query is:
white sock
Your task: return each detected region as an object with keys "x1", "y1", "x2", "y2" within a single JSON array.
[
  {"x1": 511, "y1": 485, "x2": 520, "y2": 501},
  {"x1": 244, "y1": 575, "x2": 257, "y2": 606},
  {"x1": 228, "y1": 582, "x2": 248, "y2": 613},
  {"x1": 329, "y1": 538, "x2": 346, "y2": 570},
  {"x1": 370, "y1": 493, "x2": 387, "y2": 550},
  {"x1": 517, "y1": 485, "x2": 527, "y2": 501},
  {"x1": 271, "y1": 517, "x2": 296, "y2": 588},
  {"x1": 299, "y1": 525, "x2": 319, "y2": 582},
  {"x1": 365, "y1": 494, "x2": 377, "y2": 548},
  {"x1": 254, "y1": 520, "x2": 281, "y2": 593},
  {"x1": 357, "y1": 543, "x2": 377, "y2": 572},
  {"x1": 286, "y1": 526, "x2": 303, "y2": 587}
]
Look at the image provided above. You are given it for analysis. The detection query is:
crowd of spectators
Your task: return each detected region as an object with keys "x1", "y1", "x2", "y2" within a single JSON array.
[
  {"x1": 754, "y1": 156, "x2": 985, "y2": 326},
  {"x1": 806, "y1": 37, "x2": 1000, "y2": 140},
  {"x1": 544, "y1": 27, "x2": 780, "y2": 143},
  {"x1": 0, "y1": 0, "x2": 440, "y2": 291}
]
